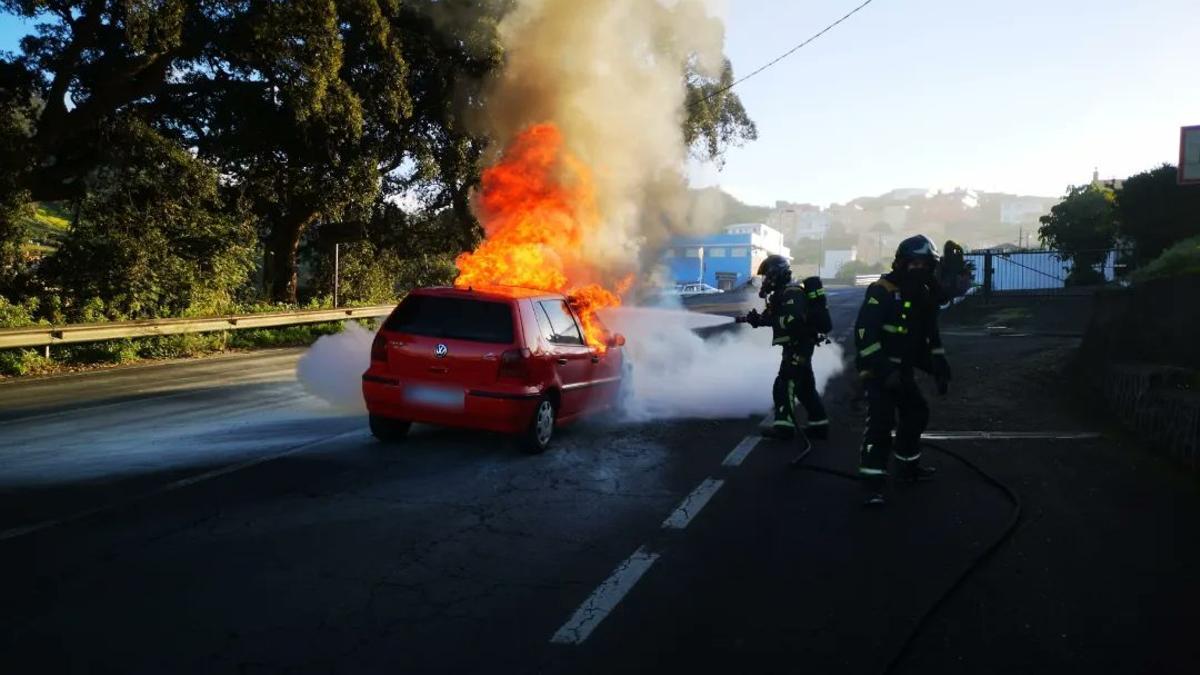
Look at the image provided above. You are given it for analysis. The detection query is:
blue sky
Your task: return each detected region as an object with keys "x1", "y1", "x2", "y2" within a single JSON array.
[
  {"x1": 3, "y1": 1, "x2": 1197, "y2": 206},
  {"x1": 696, "y1": 0, "x2": 1200, "y2": 205}
]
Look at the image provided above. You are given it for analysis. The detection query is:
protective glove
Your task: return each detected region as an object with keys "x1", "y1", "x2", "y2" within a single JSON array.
[
  {"x1": 743, "y1": 308, "x2": 762, "y2": 327},
  {"x1": 932, "y1": 354, "x2": 951, "y2": 396},
  {"x1": 802, "y1": 276, "x2": 827, "y2": 307}
]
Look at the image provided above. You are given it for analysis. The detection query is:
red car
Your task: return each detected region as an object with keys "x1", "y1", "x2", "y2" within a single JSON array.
[{"x1": 362, "y1": 286, "x2": 627, "y2": 452}]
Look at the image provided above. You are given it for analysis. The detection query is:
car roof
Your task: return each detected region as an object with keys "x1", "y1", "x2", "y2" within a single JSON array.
[{"x1": 411, "y1": 285, "x2": 563, "y2": 301}]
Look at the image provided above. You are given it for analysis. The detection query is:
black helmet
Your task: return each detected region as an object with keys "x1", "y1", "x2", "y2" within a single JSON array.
[
  {"x1": 756, "y1": 254, "x2": 792, "y2": 297},
  {"x1": 894, "y1": 235, "x2": 941, "y2": 265}
]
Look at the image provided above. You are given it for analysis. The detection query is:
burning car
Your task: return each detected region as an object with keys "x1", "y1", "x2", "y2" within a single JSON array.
[{"x1": 362, "y1": 285, "x2": 627, "y2": 453}]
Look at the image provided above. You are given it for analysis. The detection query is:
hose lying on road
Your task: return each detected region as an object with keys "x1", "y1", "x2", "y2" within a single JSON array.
[{"x1": 791, "y1": 438, "x2": 1023, "y2": 675}]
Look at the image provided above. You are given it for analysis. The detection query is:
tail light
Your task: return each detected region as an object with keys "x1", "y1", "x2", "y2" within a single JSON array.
[
  {"x1": 498, "y1": 348, "x2": 531, "y2": 380},
  {"x1": 370, "y1": 332, "x2": 387, "y2": 363}
]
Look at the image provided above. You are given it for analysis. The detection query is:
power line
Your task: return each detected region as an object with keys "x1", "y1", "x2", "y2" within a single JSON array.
[{"x1": 691, "y1": 0, "x2": 879, "y2": 108}]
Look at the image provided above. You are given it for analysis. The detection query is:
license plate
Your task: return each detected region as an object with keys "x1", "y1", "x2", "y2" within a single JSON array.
[{"x1": 404, "y1": 384, "x2": 464, "y2": 410}]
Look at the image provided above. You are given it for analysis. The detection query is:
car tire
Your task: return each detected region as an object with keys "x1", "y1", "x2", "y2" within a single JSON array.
[
  {"x1": 369, "y1": 414, "x2": 411, "y2": 443},
  {"x1": 522, "y1": 396, "x2": 556, "y2": 454}
]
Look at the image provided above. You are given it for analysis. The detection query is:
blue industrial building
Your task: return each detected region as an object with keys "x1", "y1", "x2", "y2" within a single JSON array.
[{"x1": 660, "y1": 224, "x2": 792, "y2": 290}]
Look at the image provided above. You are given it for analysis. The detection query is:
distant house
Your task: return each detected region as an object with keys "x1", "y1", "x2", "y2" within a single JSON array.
[
  {"x1": 767, "y1": 201, "x2": 829, "y2": 240},
  {"x1": 819, "y1": 248, "x2": 858, "y2": 279},
  {"x1": 1091, "y1": 169, "x2": 1125, "y2": 191},
  {"x1": 661, "y1": 223, "x2": 792, "y2": 290}
]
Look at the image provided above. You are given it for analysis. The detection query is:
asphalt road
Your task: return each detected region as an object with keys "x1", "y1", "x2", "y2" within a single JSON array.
[{"x1": 2, "y1": 287, "x2": 1195, "y2": 674}]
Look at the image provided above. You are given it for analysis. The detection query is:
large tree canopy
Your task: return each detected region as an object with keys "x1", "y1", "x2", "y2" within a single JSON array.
[
  {"x1": 1, "y1": 0, "x2": 758, "y2": 306},
  {"x1": 1038, "y1": 183, "x2": 1117, "y2": 284},
  {"x1": 1115, "y1": 164, "x2": 1200, "y2": 264}
]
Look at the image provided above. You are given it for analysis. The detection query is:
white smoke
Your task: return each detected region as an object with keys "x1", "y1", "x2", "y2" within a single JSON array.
[
  {"x1": 296, "y1": 308, "x2": 845, "y2": 422},
  {"x1": 601, "y1": 307, "x2": 845, "y2": 421},
  {"x1": 295, "y1": 321, "x2": 375, "y2": 413}
]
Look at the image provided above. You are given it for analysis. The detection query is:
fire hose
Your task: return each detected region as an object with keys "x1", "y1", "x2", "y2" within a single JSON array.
[{"x1": 789, "y1": 437, "x2": 1023, "y2": 675}]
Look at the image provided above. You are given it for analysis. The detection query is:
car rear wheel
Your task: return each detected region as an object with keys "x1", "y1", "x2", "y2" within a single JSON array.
[
  {"x1": 369, "y1": 414, "x2": 411, "y2": 443},
  {"x1": 522, "y1": 396, "x2": 556, "y2": 454}
]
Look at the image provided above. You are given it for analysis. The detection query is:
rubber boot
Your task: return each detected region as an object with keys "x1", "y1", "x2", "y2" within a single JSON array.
[
  {"x1": 761, "y1": 424, "x2": 795, "y2": 441},
  {"x1": 860, "y1": 473, "x2": 887, "y2": 507},
  {"x1": 897, "y1": 457, "x2": 937, "y2": 482},
  {"x1": 805, "y1": 419, "x2": 830, "y2": 441}
]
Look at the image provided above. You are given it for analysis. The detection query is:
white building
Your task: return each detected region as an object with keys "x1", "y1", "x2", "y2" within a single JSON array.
[
  {"x1": 819, "y1": 248, "x2": 858, "y2": 279},
  {"x1": 766, "y1": 202, "x2": 829, "y2": 240},
  {"x1": 723, "y1": 223, "x2": 791, "y2": 261}
]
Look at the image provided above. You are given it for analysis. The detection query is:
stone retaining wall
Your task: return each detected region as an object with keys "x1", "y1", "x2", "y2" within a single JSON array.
[{"x1": 1082, "y1": 274, "x2": 1200, "y2": 472}]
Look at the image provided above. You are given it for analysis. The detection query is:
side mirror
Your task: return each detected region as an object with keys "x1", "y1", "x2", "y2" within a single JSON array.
[{"x1": 609, "y1": 333, "x2": 626, "y2": 347}]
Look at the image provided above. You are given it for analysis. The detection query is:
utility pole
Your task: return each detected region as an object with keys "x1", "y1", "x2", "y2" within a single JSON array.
[{"x1": 333, "y1": 243, "x2": 340, "y2": 308}]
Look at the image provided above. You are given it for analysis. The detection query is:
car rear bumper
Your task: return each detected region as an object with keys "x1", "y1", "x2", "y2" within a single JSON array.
[{"x1": 362, "y1": 375, "x2": 540, "y2": 434}]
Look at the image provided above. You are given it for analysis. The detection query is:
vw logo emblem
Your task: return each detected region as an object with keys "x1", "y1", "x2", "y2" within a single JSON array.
[{"x1": 434, "y1": 343, "x2": 448, "y2": 359}]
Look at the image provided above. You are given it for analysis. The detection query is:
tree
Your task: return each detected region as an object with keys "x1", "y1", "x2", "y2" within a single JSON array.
[
  {"x1": 156, "y1": 0, "x2": 421, "y2": 302},
  {"x1": 2, "y1": 0, "x2": 507, "y2": 303},
  {"x1": 1038, "y1": 184, "x2": 1117, "y2": 284},
  {"x1": 39, "y1": 120, "x2": 256, "y2": 320},
  {"x1": 684, "y1": 58, "x2": 757, "y2": 166},
  {"x1": 0, "y1": 0, "x2": 209, "y2": 204},
  {"x1": 2, "y1": 0, "x2": 757, "y2": 307},
  {"x1": 1115, "y1": 164, "x2": 1200, "y2": 265}
]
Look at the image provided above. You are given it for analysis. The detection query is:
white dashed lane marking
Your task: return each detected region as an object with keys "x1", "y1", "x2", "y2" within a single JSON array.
[
  {"x1": 548, "y1": 428, "x2": 754, "y2": 645},
  {"x1": 661, "y1": 478, "x2": 725, "y2": 530},
  {"x1": 722, "y1": 435, "x2": 761, "y2": 467},
  {"x1": 549, "y1": 546, "x2": 660, "y2": 645}
]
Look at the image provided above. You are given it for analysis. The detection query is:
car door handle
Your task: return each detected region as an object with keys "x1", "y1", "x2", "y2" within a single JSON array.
[
  {"x1": 556, "y1": 358, "x2": 569, "y2": 365},
  {"x1": 591, "y1": 355, "x2": 600, "y2": 363}
]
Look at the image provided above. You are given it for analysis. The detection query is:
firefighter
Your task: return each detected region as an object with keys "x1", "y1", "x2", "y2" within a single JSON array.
[
  {"x1": 742, "y1": 255, "x2": 832, "y2": 440},
  {"x1": 854, "y1": 235, "x2": 951, "y2": 506}
]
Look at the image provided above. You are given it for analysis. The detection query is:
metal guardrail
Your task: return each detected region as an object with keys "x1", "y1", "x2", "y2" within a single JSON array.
[
  {"x1": 854, "y1": 274, "x2": 879, "y2": 287},
  {"x1": 0, "y1": 305, "x2": 396, "y2": 350}
]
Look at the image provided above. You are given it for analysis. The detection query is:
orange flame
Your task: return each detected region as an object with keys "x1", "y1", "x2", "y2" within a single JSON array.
[{"x1": 455, "y1": 123, "x2": 625, "y2": 351}]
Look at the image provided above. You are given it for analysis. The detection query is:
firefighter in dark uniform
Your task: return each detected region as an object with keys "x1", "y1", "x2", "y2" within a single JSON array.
[
  {"x1": 854, "y1": 235, "x2": 951, "y2": 506},
  {"x1": 743, "y1": 255, "x2": 832, "y2": 440}
]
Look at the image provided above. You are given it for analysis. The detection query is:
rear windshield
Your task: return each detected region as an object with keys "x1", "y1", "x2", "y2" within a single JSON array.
[{"x1": 384, "y1": 295, "x2": 515, "y2": 344}]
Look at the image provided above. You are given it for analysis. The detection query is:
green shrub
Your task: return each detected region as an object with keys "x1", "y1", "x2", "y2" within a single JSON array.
[
  {"x1": 1129, "y1": 235, "x2": 1200, "y2": 283},
  {"x1": 0, "y1": 348, "x2": 52, "y2": 377},
  {"x1": 227, "y1": 322, "x2": 345, "y2": 349},
  {"x1": 0, "y1": 295, "x2": 40, "y2": 328},
  {"x1": 135, "y1": 332, "x2": 229, "y2": 359},
  {"x1": 38, "y1": 120, "x2": 256, "y2": 322}
]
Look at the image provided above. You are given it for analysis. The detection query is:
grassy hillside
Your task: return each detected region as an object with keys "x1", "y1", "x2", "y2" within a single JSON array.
[
  {"x1": 18, "y1": 202, "x2": 71, "y2": 255},
  {"x1": 690, "y1": 187, "x2": 772, "y2": 227}
]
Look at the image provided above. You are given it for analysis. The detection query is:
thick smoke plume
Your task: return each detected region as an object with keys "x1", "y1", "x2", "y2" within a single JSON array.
[
  {"x1": 477, "y1": 0, "x2": 729, "y2": 276},
  {"x1": 601, "y1": 307, "x2": 845, "y2": 421}
]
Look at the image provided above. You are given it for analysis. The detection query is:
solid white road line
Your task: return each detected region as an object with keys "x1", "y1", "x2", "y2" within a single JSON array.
[
  {"x1": 921, "y1": 431, "x2": 1101, "y2": 441},
  {"x1": 722, "y1": 436, "x2": 761, "y2": 467},
  {"x1": 550, "y1": 546, "x2": 660, "y2": 645},
  {"x1": 661, "y1": 478, "x2": 724, "y2": 530},
  {"x1": 0, "y1": 428, "x2": 364, "y2": 542}
]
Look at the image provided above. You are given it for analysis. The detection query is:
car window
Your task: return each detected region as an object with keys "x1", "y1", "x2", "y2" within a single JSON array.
[
  {"x1": 384, "y1": 295, "x2": 514, "y2": 344},
  {"x1": 532, "y1": 301, "x2": 556, "y2": 343},
  {"x1": 538, "y1": 300, "x2": 584, "y2": 345}
]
